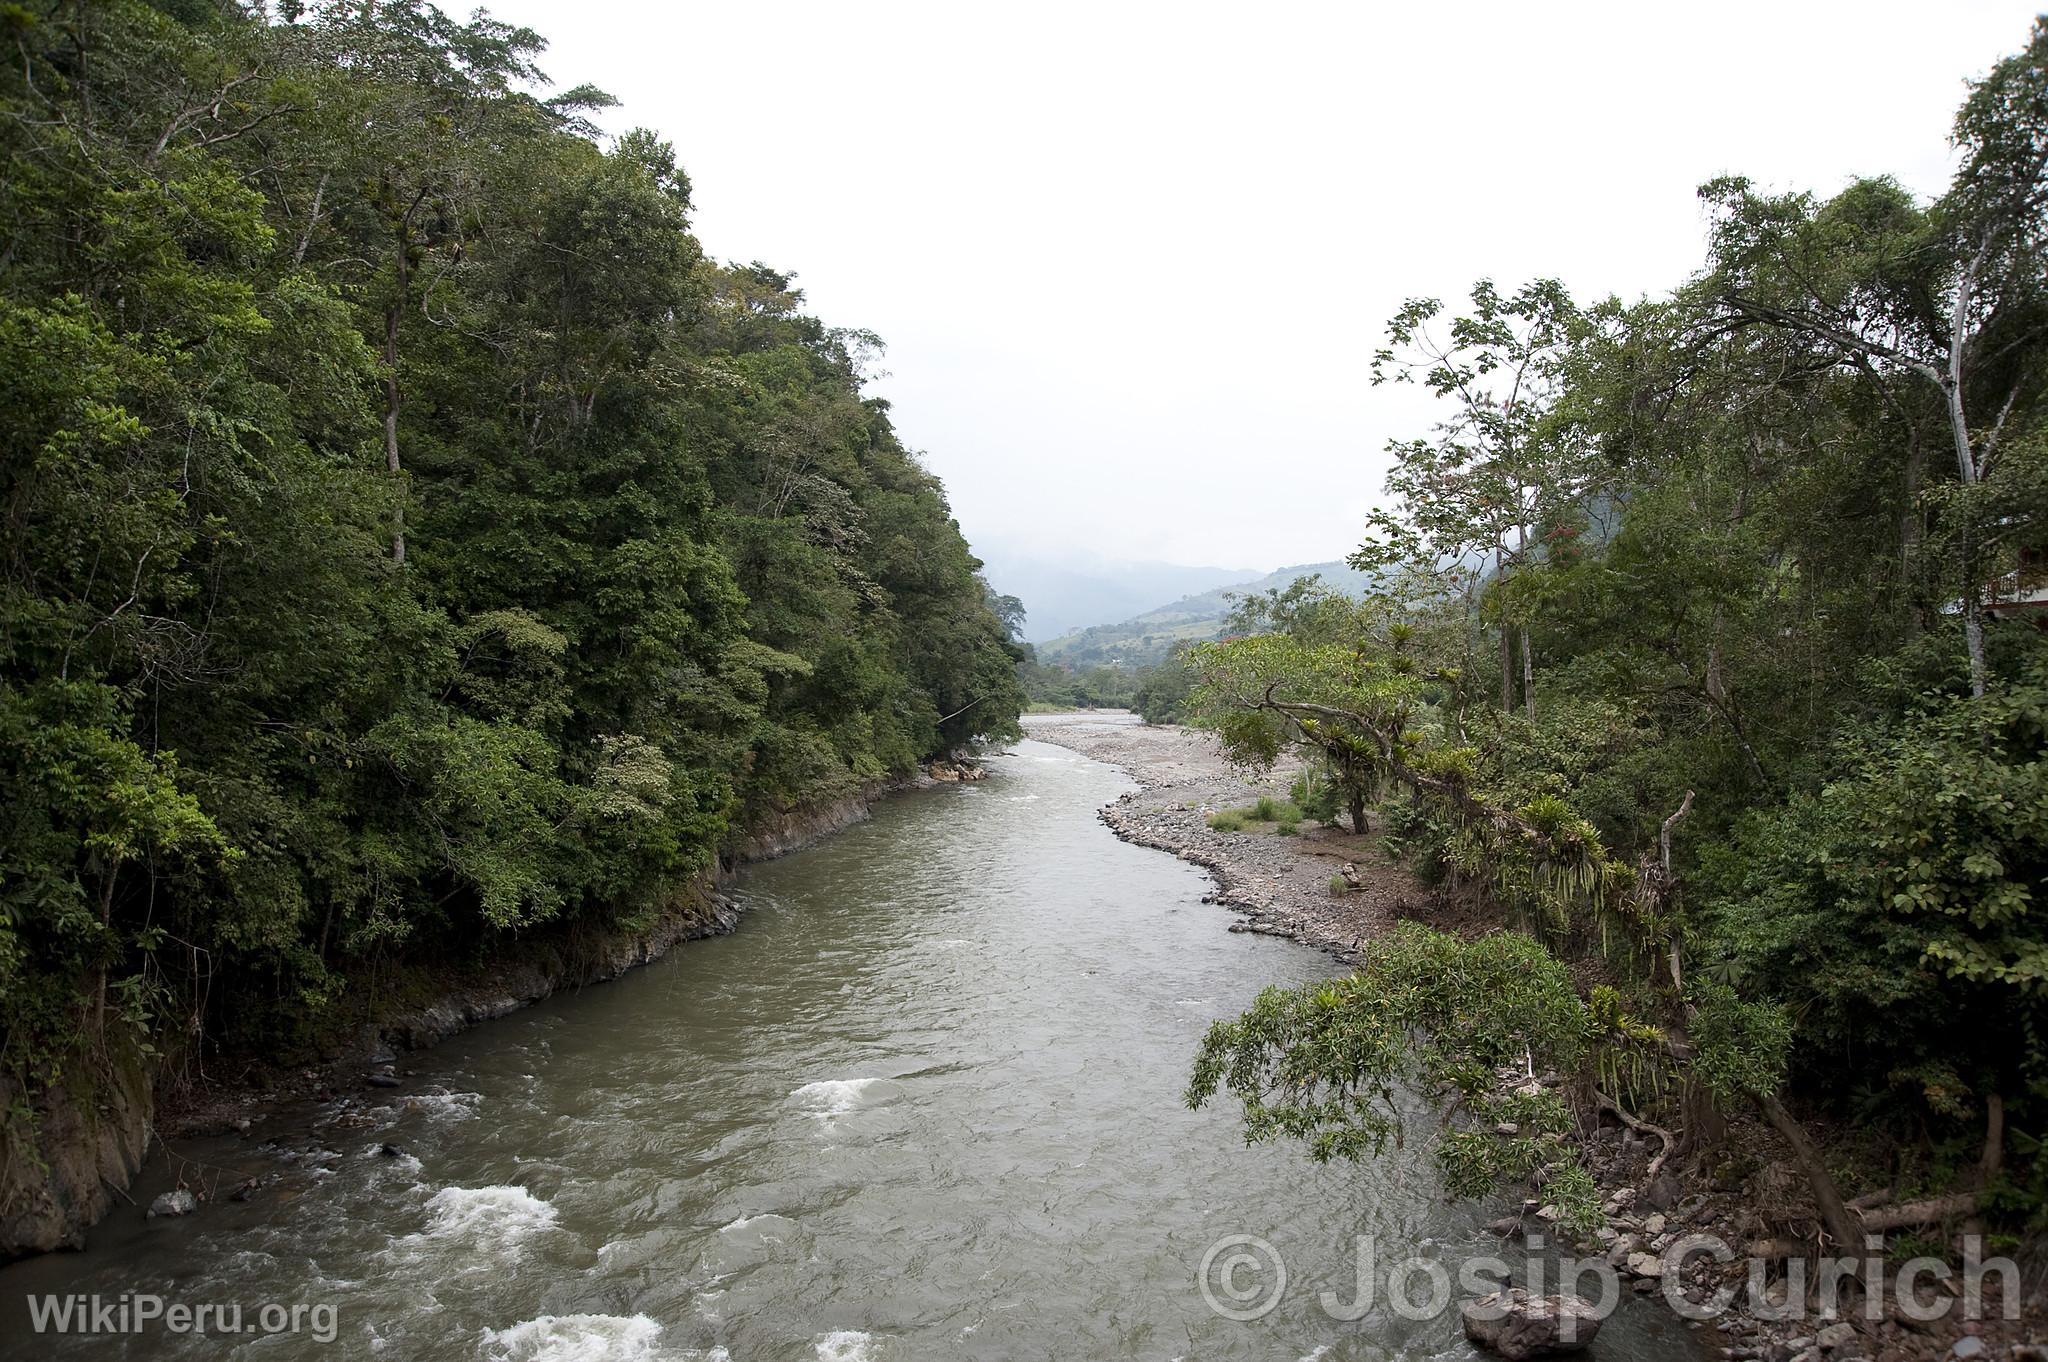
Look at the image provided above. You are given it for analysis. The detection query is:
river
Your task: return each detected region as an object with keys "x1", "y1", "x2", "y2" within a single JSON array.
[{"x1": 0, "y1": 733, "x2": 1708, "y2": 1360}]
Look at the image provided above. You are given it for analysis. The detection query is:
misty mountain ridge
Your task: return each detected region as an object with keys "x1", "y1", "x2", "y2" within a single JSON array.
[
  {"x1": 974, "y1": 550, "x2": 1259, "y2": 642},
  {"x1": 1035, "y1": 561, "x2": 1376, "y2": 669}
]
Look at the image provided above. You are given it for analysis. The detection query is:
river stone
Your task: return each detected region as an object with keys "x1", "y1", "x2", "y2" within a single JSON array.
[
  {"x1": 1948, "y1": 1339, "x2": 1986, "y2": 1360},
  {"x1": 1625, "y1": 1250, "x2": 1663, "y2": 1278},
  {"x1": 1815, "y1": 1322, "x2": 1856, "y2": 1349},
  {"x1": 147, "y1": 1188, "x2": 197, "y2": 1218},
  {"x1": 1461, "y1": 1288, "x2": 1604, "y2": 1359}
]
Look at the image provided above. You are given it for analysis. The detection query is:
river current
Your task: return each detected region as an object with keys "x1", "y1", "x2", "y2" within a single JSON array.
[{"x1": 0, "y1": 731, "x2": 1707, "y2": 1360}]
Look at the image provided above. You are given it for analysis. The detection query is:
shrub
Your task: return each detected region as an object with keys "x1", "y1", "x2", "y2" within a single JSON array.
[
  {"x1": 1207, "y1": 810, "x2": 1245, "y2": 832},
  {"x1": 1289, "y1": 768, "x2": 1343, "y2": 823}
]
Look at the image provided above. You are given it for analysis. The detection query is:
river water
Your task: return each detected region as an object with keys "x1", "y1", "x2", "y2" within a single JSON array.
[{"x1": 0, "y1": 733, "x2": 1707, "y2": 1361}]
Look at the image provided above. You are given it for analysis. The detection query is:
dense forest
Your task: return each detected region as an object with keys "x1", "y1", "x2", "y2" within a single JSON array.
[
  {"x1": 1187, "y1": 24, "x2": 2048, "y2": 1240},
  {"x1": 0, "y1": 0, "x2": 1023, "y2": 1137}
]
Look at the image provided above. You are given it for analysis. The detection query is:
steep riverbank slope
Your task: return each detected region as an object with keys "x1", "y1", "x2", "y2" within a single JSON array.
[{"x1": 3, "y1": 770, "x2": 957, "y2": 1261}]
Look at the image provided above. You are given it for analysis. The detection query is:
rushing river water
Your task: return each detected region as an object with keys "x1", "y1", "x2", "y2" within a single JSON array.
[{"x1": 1, "y1": 731, "x2": 1709, "y2": 1361}]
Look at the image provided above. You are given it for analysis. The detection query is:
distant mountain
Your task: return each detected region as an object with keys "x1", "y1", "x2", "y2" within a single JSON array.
[
  {"x1": 975, "y1": 550, "x2": 1257, "y2": 643},
  {"x1": 1037, "y1": 561, "x2": 1376, "y2": 669}
]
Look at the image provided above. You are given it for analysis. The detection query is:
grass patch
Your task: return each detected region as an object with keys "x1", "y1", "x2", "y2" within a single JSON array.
[{"x1": 1209, "y1": 798, "x2": 1305, "y2": 836}]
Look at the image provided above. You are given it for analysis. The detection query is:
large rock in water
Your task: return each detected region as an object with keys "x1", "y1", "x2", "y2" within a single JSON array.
[{"x1": 1461, "y1": 1289, "x2": 1604, "y2": 1359}]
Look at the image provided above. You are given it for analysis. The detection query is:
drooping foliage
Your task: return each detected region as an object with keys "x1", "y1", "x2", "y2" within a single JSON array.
[
  {"x1": 0, "y1": 0, "x2": 1022, "y2": 1093},
  {"x1": 1187, "y1": 923, "x2": 1609, "y2": 1232}
]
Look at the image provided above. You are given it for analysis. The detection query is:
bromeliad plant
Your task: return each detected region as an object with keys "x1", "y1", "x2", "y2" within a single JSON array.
[{"x1": 1184, "y1": 631, "x2": 1632, "y2": 930}]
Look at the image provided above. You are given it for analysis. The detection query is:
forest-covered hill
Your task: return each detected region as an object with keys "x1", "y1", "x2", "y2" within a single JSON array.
[{"x1": 0, "y1": 0, "x2": 1025, "y2": 1172}]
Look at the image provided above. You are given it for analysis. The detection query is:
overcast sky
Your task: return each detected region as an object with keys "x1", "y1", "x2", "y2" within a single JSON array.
[{"x1": 485, "y1": 0, "x2": 2039, "y2": 573}]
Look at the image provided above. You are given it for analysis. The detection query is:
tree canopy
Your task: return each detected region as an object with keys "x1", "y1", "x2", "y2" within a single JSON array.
[
  {"x1": 1185, "y1": 20, "x2": 2048, "y2": 1236},
  {"x1": 0, "y1": 0, "x2": 1023, "y2": 1095}
]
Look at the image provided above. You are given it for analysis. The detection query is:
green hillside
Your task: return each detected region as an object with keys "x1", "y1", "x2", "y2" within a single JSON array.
[{"x1": 1036, "y1": 562, "x2": 1374, "y2": 669}]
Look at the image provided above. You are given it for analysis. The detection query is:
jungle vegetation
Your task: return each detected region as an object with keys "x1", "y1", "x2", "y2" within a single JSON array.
[
  {"x1": 1187, "y1": 22, "x2": 2048, "y2": 1241},
  {"x1": 0, "y1": 0, "x2": 1024, "y2": 1103}
]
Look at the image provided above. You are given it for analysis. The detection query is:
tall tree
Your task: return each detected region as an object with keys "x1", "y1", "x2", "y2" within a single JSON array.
[{"x1": 1354, "y1": 279, "x2": 1592, "y2": 719}]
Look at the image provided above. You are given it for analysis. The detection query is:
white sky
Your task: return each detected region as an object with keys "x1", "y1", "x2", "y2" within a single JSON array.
[{"x1": 485, "y1": 0, "x2": 2040, "y2": 571}]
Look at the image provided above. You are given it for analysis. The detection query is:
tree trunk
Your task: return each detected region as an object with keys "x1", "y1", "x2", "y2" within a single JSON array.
[
  {"x1": 92, "y1": 867, "x2": 116, "y2": 1046},
  {"x1": 1942, "y1": 250, "x2": 1988, "y2": 698},
  {"x1": 1499, "y1": 619, "x2": 1513, "y2": 714},
  {"x1": 1858, "y1": 1193, "x2": 1982, "y2": 1232},
  {"x1": 1962, "y1": 594, "x2": 1987, "y2": 699},
  {"x1": 383, "y1": 301, "x2": 405, "y2": 565},
  {"x1": 294, "y1": 170, "x2": 328, "y2": 266},
  {"x1": 1348, "y1": 788, "x2": 1368, "y2": 836},
  {"x1": 1901, "y1": 423, "x2": 1924, "y2": 617},
  {"x1": 1519, "y1": 625, "x2": 1535, "y2": 721},
  {"x1": 1980, "y1": 1092, "x2": 2005, "y2": 1183},
  {"x1": 1757, "y1": 1092, "x2": 1862, "y2": 1260}
]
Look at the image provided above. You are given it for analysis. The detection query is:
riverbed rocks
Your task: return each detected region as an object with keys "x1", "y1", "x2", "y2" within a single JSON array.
[
  {"x1": 1021, "y1": 714, "x2": 1409, "y2": 960},
  {"x1": 1461, "y1": 1288, "x2": 1604, "y2": 1358},
  {"x1": 147, "y1": 1188, "x2": 197, "y2": 1219}
]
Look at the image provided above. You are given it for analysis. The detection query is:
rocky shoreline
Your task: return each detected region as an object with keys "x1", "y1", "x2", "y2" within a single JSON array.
[
  {"x1": 5, "y1": 761, "x2": 979, "y2": 1261},
  {"x1": 1021, "y1": 712, "x2": 1414, "y2": 958},
  {"x1": 1023, "y1": 712, "x2": 2038, "y2": 1362}
]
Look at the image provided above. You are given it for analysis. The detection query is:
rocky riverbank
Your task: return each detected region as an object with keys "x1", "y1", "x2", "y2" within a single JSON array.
[
  {"x1": 1021, "y1": 712, "x2": 1418, "y2": 959},
  {"x1": 4, "y1": 760, "x2": 979, "y2": 1261},
  {"x1": 1023, "y1": 712, "x2": 2041, "y2": 1362}
]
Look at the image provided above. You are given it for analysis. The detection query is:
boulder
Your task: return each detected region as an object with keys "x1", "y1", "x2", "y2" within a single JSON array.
[
  {"x1": 1, "y1": 1051, "x2": 152, "y2": 1255},
  {"x1": 147, "y1": 1188, "x2": 197, "y2": 1219},
  {"x1": 1461, "y1": 1289, "x2": 1603, "y2": 1359},
  {"x1": 1815, "y1": 1322, "x2": 1856, "y2": 1350}
]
